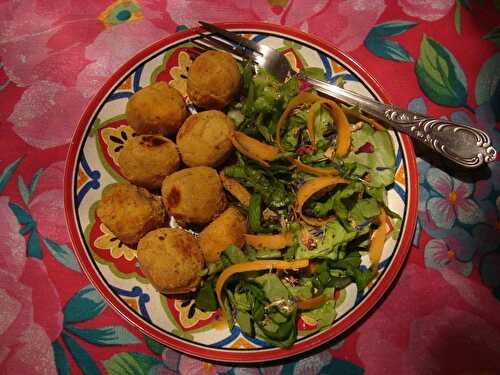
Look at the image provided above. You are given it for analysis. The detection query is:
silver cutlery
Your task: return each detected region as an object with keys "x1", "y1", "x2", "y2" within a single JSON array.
[{"x1": 196, "y1": 21, "x2": 497, "y2": 169}]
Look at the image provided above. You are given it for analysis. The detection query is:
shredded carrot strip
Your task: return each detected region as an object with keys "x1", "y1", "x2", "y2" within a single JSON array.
[
  {"x1": 296, "y1": 294, "x2": 328, "y2": 310},
  {"x1": 306, "y1": 101, "x2": 321, "y2": 150},
  {"x1": 318, "y1": 99, "x2": 351, "y2": 157},
  {"x1": 216, "y1": 259, "x2": 309, "y2": 319},
  {"x1": 294, "y1": 176, "x2": 347, "y2": 226},
  {"x1": 231, "y1": 132, "x2": 279, "y2": 168},
  {"x1": 244, "y1": 232, "x2": 293, "y2": 250},
  {"x1": 276, "y1": 92, "x2": 321, "y2": 150},
  {"x1": 343, "y1": 107, "x2": 385, "y2": 131},
  {"x1": 233, "y1": 131, "x2": 279, "y2": 160},
  {"x1": 368, "y1": 209, "x2": 387, "y2": 266},
  {"x1": 276, "y1": 94, "x2": 351, "y2": 180},
  {"x1": 289, "y1": 158, "x2": 339, "y2": 176},
  {"x1": 219, "y1": 172, "x2": 277, "y2": 220},
  {"x1": 219, "y1": 172, "x2": 251, "y2": 206}
]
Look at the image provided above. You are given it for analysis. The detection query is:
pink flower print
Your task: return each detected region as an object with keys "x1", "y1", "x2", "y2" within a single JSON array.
[
  {"x1": 232, "y1": 365, "x2": 283, "y2": 375},
  {"x1": 356, "y1": 264, "x2": 500, "y2": 374},
  {"x1": 307, "y1": 0, "x2": 386, "y2": 52},
  {"x1": 28, "y1": 161, "x2": 69, "y2": 243},
  {"x1": 0, "y1": 260, "x2": 62, "y2": 374},
  {"x1": 76, "y1": 20, "x2": 167, "y2": 98},
  {"x1": 290, "y1": 350, "x2": 330, "y2": 374},
  {"x1": 0, "y1": 197, "x2": 62, "y2": 374},
  {"x1": 406, "y1": 307, "x2": 500, "y2": 374},
  {"x1": 0, "y1": 0, "x2": 103, "y2": 87},
  {"x1": 167, "y1": 0, "x2": 385, "y2": 52},
  {"x1": 8, "y1": 81, "x2": 88, "y2": 149},
  {"x1": 426, "y1": 167, "x2": 484, "y2": 229},
  {"x1": 0, "y1": 196, "x2": 26, "y2": 279},
  {"x1": 178, "y1": 354, "x2": 230, "y2": 375},
  {"x1": 424, "y1": 238, "x2": 473, "y2": 277},
  {"x1": 166, "y1": 0, "x2": 272, "y2": 27},
  {"x1": 398, "y1": 0, "x2": 455, "y2": 22},
  {"x1": 140, "y1": 0, "x2": 177, "y2": 32},
  {"x1": 473, "y1": 178, "x2": 498, "y2": 226}
]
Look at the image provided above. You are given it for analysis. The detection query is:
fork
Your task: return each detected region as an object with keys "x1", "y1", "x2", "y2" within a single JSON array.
[{"x1": 196, "y1": 21, "x2": 496, "y2": 169}]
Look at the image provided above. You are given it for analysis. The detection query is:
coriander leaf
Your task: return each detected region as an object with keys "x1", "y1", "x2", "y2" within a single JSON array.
[
  {"x1": 236, "y1": 310, "x2": 254, "y2": 336},
  {"x1": 331, "y1": 251, "x2": 362, "y2": 270},
  {"x1": 313, "y1": 107, "x2": 333, "y2": 149},
  {"x1": 311, "y1": 181, "x2": 364, "y2": 219},
  {"x1": 350, "y1": 267, "x2": 378, "y2": 290},
  {"x1": 256, "y1": 310, "x2": 297, "y2": 347},
  {"x1": 255, "y1": 249, "x2": 282, "y2": 259},
  {"x1": 281, "y1": 111, "x2": 307, "y2": 151},
  {"x1": 248, "y1": 194, "x2": 263, "y2": 233},
  {"x1": 234, "y1": 291, "x2": 251, "y2": 311},
  {"x1": 349, "y1": 198, "x2": 380, "y2": 227},
  {"x1": 254, "y1": 273, "x2": 290, "y2": 303},
  {"x1": 295, "y1": 221, "x2": 357, "y2": 260},
  {"x1": 283, "y1": 281, "x2": 313, "y2": 300},
  {"x1": 344, "y1": 124, "x2": 395, "y2": 187},
  {"x1": 301, "y1": 295, "x2": 336, "y2": 330},
  {"x1": 223, "y1": 164, "x2": 292, "y2": 209},
  {"x1": 195, "y1": 281, "x2": 218, "y2": 311},
  {"x1": 222, "y1": 245, "x2": 248, "y2": 264}
]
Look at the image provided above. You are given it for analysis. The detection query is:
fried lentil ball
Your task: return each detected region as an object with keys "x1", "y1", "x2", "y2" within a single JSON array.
[
  {"x1": 187, "y1": 51, "x2": 241, "y2": 110},
  {"x1": 199, "y1": 207, "x2": 247, "y2": 263},
  {"x1": 96, "y1": 183, "x2": 165, "y2": 246},
  {"x1": 118, "y1": 134, "x2": 180, "y2": 190},
  {"x1": 126, "y1": 81, "x2": 188, "y2": 136},
  {"x1": 137, "y1": 228, "x2": 204, "y2": 294},
  {"x1": 161, "y1": 166, "x2": 226, "y2": 225},
  {"x1": 176, "y1": 110, "x2": 235, "y2": 167}
]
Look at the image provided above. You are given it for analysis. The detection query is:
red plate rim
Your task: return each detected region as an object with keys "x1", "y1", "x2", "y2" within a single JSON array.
[{"x1": 64, "y1": 21, "x2": 418, "y2": 363}]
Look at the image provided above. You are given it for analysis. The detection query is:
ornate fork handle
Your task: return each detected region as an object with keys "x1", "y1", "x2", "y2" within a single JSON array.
[
  {"x1": 305, "y1": 76, "x2": 497, "y2": 168},
  {"x1": 383, "y1": 107, "x2": 496, "y2": 168}
]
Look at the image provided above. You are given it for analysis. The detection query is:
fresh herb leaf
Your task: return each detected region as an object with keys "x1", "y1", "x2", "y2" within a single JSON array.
[
  {"x1": 249, "y1": 194, "x2": 263, "y2": 233},
  {"x1": 222, "y1": 245, "x2": 248, "y2": 264},
  {"x1": 236, "y1": 310, "x2": 254, "y2": 336},
  {"x1": 349, "y1": 198, "x2": 380, "y2": 227},
  {"x1": 254, "y1": 273, "x2": 290, "y2": 304},
  {"x1": 223, "y1": 164, "x2": 292, "y2": 209},
  {"x1": 302, "y1": 294, "x2": 336, "y2": 330},
  {"x1": 195, "y1": 280, "x2": 218, "y2": 311}
]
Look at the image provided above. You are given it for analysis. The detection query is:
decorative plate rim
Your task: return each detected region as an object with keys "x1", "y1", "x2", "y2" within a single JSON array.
[{"x1": 64, "y1": 21, "x2": 418, "y2": 363}]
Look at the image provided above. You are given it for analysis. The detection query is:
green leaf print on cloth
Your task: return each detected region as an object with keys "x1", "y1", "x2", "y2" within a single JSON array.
[
  {"x1": 364, "y1": 20, "x2": 416, "y2": 62},
  {"x1": 104, "y1": 352, "x2": 161, "y2": 375},
  {"x1": 475, "y1": 52, "x2": 500, "y2": 120},
  {"x1": 416, "y1": 35, "x2": 468, "y2": 107},
  {"x1": 482, "y1": 27, "x2": 500, "y2": 47}
]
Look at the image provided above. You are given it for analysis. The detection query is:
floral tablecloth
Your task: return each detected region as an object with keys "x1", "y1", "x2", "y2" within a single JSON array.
[{"x1": 1, "y1": 1, "x2": 499, "y2": 374}]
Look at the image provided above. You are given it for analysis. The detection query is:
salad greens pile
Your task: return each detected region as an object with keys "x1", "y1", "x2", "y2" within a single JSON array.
[{"x1": 195, "y1": 64, "x2": 398, "y2": 348}]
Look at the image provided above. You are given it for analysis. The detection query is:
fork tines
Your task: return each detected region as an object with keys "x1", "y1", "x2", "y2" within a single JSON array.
[
  {"x1": 192, "y1": 36, "x2": 246, "y2": 62},
  {"x1": 199, "y1": 21, "x2": 260, "y2": 52}
]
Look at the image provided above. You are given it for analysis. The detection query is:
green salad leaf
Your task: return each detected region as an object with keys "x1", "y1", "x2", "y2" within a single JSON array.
[
  {"x1": 195, "y1": 280, "x2": 218, "y2": 311},
  {"x1": 281, "y1": 111, "x2": 307, "y2": 151},
  {"x1": 349, "y1": 197, "x2": 380, "y2": 227},
  {"x1": 222, "y1": 245, "x2": 248, "y2": 264},
  {"x1": 248, "y1": 193, "x2": 263, "y2": 233},
  {"x1": 295, "y1": 221, "x2": 357, "y2": 260},
  {"x1": 313, "y1": 106, "x2": 334, "y2": 150},
  {"x1": 254, "y1": 273, "x2": 291, "y2": 304},
  {"x1": 203, "y1": 66, "x2": 399, "y2": 349},
  {"x1": 310, "y1": 181, "x2": 364, "y2": 219},
  {"x1": 302, "y1": 295, "x2": 336, "y2": 330},
  {"x1": 344, "y1": 124, "x2": 396, "y2": 187},
  {"x1": 223, "y1": 163, "x2": 292, "y2": 209}
]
